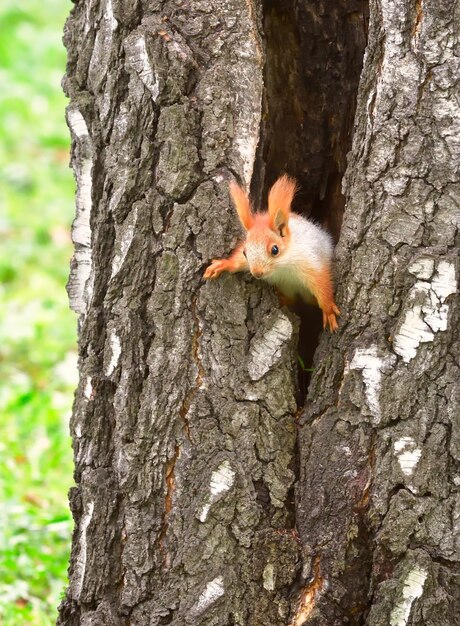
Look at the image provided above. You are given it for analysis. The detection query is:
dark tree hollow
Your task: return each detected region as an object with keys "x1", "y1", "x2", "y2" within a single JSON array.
[{"x1": 255, "y1": 0, "x2": 369, "y2": 399}]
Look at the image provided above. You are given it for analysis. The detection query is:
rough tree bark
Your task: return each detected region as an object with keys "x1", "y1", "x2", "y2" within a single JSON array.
[
  {"x1": 59, "y1": 1, "x2": 459, "y2": 625},
  {"x1": 295, "y1": 1, "x2": 460, "y2": 625}
]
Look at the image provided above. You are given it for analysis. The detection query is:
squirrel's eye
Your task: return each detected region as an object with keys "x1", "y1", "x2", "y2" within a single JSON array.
[{"x1": 271, "y1": 245, "x2": 279, "y2": 256}]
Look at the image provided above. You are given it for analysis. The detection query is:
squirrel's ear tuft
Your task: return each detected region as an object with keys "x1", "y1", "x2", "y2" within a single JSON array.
[
  {"x1": 229, "y1": 181, "x2": 254, "y2": 230},
  {"x1": 268, "y1": 175, "x2": 297, "y2": 234}
]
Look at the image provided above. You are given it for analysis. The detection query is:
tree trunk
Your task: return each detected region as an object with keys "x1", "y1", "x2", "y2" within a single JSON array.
[
  {"x1": 61, "y1": 1, "x2": 300, "y2": 624},
  {"x1": 59, "y1": 1, "x2": 459, "y2": 626}
]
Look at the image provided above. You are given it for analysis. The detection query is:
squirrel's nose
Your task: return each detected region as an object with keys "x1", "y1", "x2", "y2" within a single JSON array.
[{"x1": 251, "y1": 268, "x2": 264, "y2": 279}]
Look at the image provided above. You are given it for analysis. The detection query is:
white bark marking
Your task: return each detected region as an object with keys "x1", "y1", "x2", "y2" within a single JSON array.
[
  {"x1": 393, "y1": 304, "x2": 434, "y2": 361},
  {"x1": 84, "y1": 0, "x2": 92, "y2": 35},
  {"x1": 431, "y1": 260, "x2": 457, "y2": 301},
  {"x1": 350, "y1": 346, "x2": 396, "y2": 420},
  {"x1": 409, "y1": 257, "x2": 434, "y2": 281},
  {"x1": 88, "y1": 0, "x2": 118, "y2": 83},
  {"x1": 84, "y1": 376, "x2": 93, "y2": 400},
  {"x1": 210, "y1": 461, "x2": 235, "y2": 496},
  {"x1": 390, "y1": 567, "x2": 427, "y2": 626},
  {"x1": 105, "y1": 0, "x2": 117, "y2": 32},
  {"x1": 72, "y1": 157, "x2": 92, "y2": 248},
  {"x1": 69, "y1": 249, "x2": 93, "y2": 316},
  {"x1": 194, "y1": 577, "x2": 225, "y2": 614},
  {"x1": 67, "y1": 109, "x2": 89, "y2": 139},
  {"x1": 127, "y1": 35, "x2": 160, "y2": 99},
  {"x1": 263, "y1": 563, "x2": 275, "y2": 591},
  {"x1": 111, "y1": 206, "x2": 138, "y2": 278},
  {"x1": 394, "y1": 437, "x2": 422, "y2": 476},
  {"x1": 198, "y1": 461, "x2": 235, "y2": 522},
  {"x1": 66, "y1": 106, "x2": 94, "y2": 316},
  {"x1": 248, "y1": 314, "x2": 293, "y2": 381},
  {"x1": 234, "y1": 128, "x2": 259, "y2": 188},
  {"x1": 75, "y1": 424, "x2": 82, "y2": 438},
  {"x1": 231, "y1": 27, "x2": 263, "y2": 186},
  {"x1": 105, "y1": 331, "x2": 121, "y2": 376},
  {"x1": 394, "y1": 260, "x2": 456, "y2": 362},
  {"x1": 73, "y1": 501, "x2": 94, "y2": 599},
  {"x1": 199, "y1": 503, "x2": 211, "y2": 523}
]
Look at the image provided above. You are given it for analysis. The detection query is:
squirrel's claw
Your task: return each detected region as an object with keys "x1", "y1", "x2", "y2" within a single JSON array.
[
  {"x1": 323, "y1": 304, "x2": 340, "y2": 333},
  {"x1": 204, "y1": 259, "x2": 227, "y2": 280}
]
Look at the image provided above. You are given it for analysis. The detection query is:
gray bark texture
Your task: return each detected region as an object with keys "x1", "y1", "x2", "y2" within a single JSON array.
[
  {"x1": 295, "y1": 1, "x2": 460, "y2": 625},
  {"x1": 59, "y1": 0, "x2": 459, "y2": 625}
]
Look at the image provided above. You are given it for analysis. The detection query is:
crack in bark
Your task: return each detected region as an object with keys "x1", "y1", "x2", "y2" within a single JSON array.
[
  {"x1": 177, "y1": 297, "x2": 204, "y2": 443},
  {"x1": 158, "y1": 444, "x2": 181, "y2": 569},
  {"x1": 289, "y1": 556, "x2": 324, "y2": 626},
  {"x1": 412, "y1": 0, "x2": 424, "y2": 37}
]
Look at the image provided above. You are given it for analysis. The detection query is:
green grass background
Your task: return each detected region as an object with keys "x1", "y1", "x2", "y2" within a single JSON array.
[{"x1": 0, "y1": 1, "x2": 76, "y2": 623}]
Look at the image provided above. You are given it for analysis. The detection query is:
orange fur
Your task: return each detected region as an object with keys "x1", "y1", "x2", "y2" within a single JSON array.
[
  {"x1": 299, "y1": 263, "x2": 340, "y2": 332},
  {"x1": 229, "y1": 181, "x2": 253, "y2": 231},
  {"x1": 268, "y1": 175, "x2": 297, "y2": 233},
  {"x1": 203, "y1": 244, "x2": 248, "y2": 279}
]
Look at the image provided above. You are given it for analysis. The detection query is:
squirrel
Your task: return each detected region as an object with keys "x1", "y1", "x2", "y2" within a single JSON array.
[{"x1": 204, "y1": 175, "x2": 340, "y2": 332}]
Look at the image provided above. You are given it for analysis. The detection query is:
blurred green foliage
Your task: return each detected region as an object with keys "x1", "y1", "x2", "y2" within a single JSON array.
[{"x1": 0, "y1": 0, "x2": 76, "y2": 623}]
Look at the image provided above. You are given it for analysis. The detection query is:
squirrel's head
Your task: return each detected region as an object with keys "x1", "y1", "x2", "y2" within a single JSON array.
[{"x1": 229, "y1": 175, "x2": 297, "y2": 279}]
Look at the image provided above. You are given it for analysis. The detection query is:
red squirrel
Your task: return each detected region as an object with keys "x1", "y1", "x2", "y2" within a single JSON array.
[{"x1": 204, "y1": 175, "x2": 340, "y2": 332}]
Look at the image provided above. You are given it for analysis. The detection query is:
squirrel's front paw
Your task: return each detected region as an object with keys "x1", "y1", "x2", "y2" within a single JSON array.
[{"x1": 204, "y1": 259, "x2": 228, "y2": 280}]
